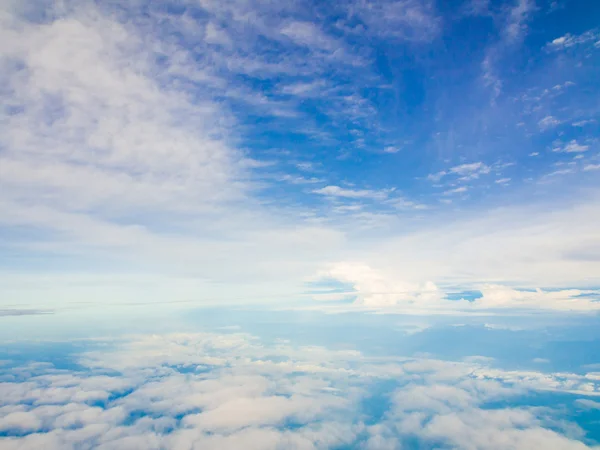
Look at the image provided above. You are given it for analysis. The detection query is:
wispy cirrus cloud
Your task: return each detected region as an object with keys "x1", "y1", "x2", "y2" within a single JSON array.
[
  {"x1": 312, "y1": 185, "x2": 392, "y2": 200},
  {"x1": 547, "y1": 29, "x2": 600, "y2": 50},
  {"x1": 538, "y1": 115, "x2": 561, "y2": 130},
  {"x1": 553, "y1": 140, "x2": 590, "y2": 153}
]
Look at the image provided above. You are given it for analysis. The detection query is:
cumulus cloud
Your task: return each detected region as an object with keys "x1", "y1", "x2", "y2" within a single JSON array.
[
  {"x1": 313, "y1": 263, "x2": 600, "y2": 312},
  {"x1": 1, "y1": 331, "x2": 599, "y2": 449},
  {"x1": 315, "y1": 262, "x2": 444, "y2": 307}
]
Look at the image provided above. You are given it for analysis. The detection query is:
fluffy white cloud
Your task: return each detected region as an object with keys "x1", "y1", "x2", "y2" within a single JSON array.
[
  {"x1": 473, "y1": 285, "x2": 600, "y2": 311},
  {"x1": 315, "y1": 262, "x2": 444, "y2": 307},
  {"x1": 313, "y1": 262, "x2": 600, "y2": 312},
  {"x1": 1, "y1": 331, "x2": 599, "y2": 449}
]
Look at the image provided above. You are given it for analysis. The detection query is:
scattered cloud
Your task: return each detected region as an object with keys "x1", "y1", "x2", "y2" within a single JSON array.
[
  {"x1": 443, "y1": 186, "x2": 469, "y2": 195},
  {"x1": 553, "y1": 140, "x2": 590, "y2": 153},
  {"x1": 312, "y1": 185, "x2": 391, "y2": 200},
  {"x1": 548, "y1": 29, "x2": 600, "y2": 50},
  {"x1": 428, "y1": 162, "x2": 491, "y2": 183},
  {"x1": 572, "y1": 119, "x2": 596, "y2": 127},
  {"x1": 451, "y1": 162, "x2": 491, "y2": 177},
  {"x1": 538, "y1": 115, "x2": 561, "y2": 130},
  {"x1": 276, "y1": 174, "x2": 324, "y2": 185}
]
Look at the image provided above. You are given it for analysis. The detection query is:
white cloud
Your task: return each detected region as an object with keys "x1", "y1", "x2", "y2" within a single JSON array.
[
  {"x1": 314, "y1": 262, "x2": 600, "y2": 312},
  {"x1": 279, "y1": 80, "x2": 327, "y2": 97},
  {"x1": 572, "y1": 119, "x2": 596, "y2": 127},
  {"x1": 428, "y1": 162, "x2": 491, "y2": 183},
  {"x1": 576, "y1": 399, "x2": 600, "y2": 410},
  {"x1": 451, "y1": 162, "x2": 491, "y2": 176},
  {"x1": 583, "y1": 164, "x2": 600, "y2": 172},
  {"x1": 504, "y1": 0, "x2": 535, "y2": 43},
  {"x1": 538, "y1": 115, "x2": 561, "y2": 130},
  {"x1": 1, "y1": 331, "x2": 599, "y2": 449},
  {"x1": 1, "y1": 0, "x2": 599, "y2": 315},
  {"x1": 443, "y1": 186, "x2": 469, "y2": 195},
  {"x1": 0, "y1": 11, "x2": 243, "y2": 212},
  {"x1": 276, "y1": 174, "x2": 324, "y2": 185},
  {"x1": 312, "y1": 185, "x2": 390, "y2": 200},
  {"x1": 473, "y1": 284, "x2": 600, "y2": 311},
  {"x1": 0, "y1": 1, "x2": 369, "y2": 308},
  {"x1": 345, "y1": 0, "x2": 441, "y2": 42},
  {"x1": 553, "y1": 140, "x2": 590, "y2": 153},
  {"x1": 280, "y1": 21, "x2": 339, "y2": 52},
  {"x1": 316, "y1": 262, "x2": 444, "y2": 307},
  {"x1": 305, "y1": 191, "x2": 600, "y2": 303},
  {"x1": 548, "y1": 29, "x2": 600, "y2": 50},
  {"x1": 479, "y1": 0, "x2": 534, "y2": 100}
]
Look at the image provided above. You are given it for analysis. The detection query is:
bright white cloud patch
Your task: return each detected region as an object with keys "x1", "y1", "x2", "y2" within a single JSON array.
[{"x1": 313, "y1": 263, "x2": 600, "y2": 312}]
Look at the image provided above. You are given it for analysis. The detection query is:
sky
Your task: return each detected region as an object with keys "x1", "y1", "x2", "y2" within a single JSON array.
[
  {"x1": 1, "y1": 0, "x2": 600, "y2": 448},
  {"x1": 1, "y1": 0, "x2": 600, "y2": 311}
]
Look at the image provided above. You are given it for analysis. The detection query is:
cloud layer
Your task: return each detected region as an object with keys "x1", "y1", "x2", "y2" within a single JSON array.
[{"x1": 1, "y1": 331, "x2": 600, "y2": 449}]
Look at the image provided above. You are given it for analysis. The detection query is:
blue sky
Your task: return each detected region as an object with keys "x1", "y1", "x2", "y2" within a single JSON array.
[
  {"x1": 1, "y1": 0, "x2": 600, "y2": 311},
  {"x1": 1, "y1": 1, "x2": 600, "y2": 447},
  {"x1": 1, "y1": 0, "x2": 600, "y2": 314}
]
